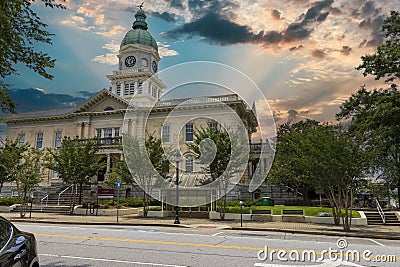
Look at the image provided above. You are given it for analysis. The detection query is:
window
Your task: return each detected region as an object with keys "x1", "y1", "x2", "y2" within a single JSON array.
[
  {"x1": 185, "y1": 124, "x2": 193, "y2": 142},
  {"x1": 114, "y1": 127, "x2": 120, "y2": 137},
  {"x1": 129, "y1": 82, "x2": 135, "y2": 95},
  {"x1": 141, "y1": 58, "x2": 148, "y2": 67},
  {"x1": 18, "y1": 133, "x2": 25, "y2": 147},
  {"x1": 116, "y1": 83, "x2": 121, "y2": 96},
  {"x1": 209, "y1": 122, "x2": 218, "y2": 132},
  {"x1": 54, "y1": 131, "x2": 62, "y2": 148},
  {"x1": 162, "y1": 125, "x2": 170, "y2": 143},
  {"x1": 104, "y1": 128, "x2": 113, "y2": 137},
  {"x1": 185, "y1": 156, "x2": 193, "y2": 172},
  {"x1": 151, "y1": 86, "x2": 157, "y2": 98},
  {"x1": 104, "y1": 106, "x2": 114, "y2": 111},
  {"x1": 36, "y1": 133, "x2": 43, "y2": 149},
  {"x1": 124, "y1": 83, "x2": 130, "y2": 95},
  {"x1": 96, "y1": 129, "x2": 102, "y2": 138},
  {"x1": 138, "y1": 81, "x2": 143, "y2": 94},
  {"x1": 52, "y1": 171, "x2": 59, "y2": 179},
  {"x1": 35, "y1": 161, "x2": 41, "y2": 174}
]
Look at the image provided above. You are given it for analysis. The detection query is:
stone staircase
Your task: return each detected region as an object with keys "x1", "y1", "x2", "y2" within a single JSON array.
[
  {"x1": 364, "y1": 210, "x2": 400, "y2": 226},
  {"x1": 12, "y1": 183, "x2": 92, "y2": 214}
]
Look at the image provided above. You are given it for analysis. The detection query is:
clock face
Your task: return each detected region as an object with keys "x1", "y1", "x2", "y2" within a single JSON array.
[
  {"x1": 125, "y1": 56, "x2": 136, "y2": 67},
  {"x1": 152, "y1": 61, "x2": 158, "y2": 73}
]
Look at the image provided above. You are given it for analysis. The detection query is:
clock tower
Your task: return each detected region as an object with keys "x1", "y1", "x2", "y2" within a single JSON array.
[{"x1": 107, "y1": 9, "x2": 165, "y2": 106}]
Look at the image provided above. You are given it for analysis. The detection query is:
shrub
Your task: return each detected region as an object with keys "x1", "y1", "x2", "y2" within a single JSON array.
[{"x1": 0, "y1": 197, "x2": 20, "y2": 206}]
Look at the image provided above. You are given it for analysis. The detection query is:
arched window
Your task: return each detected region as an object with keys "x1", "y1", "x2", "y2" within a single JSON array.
[{"x1": 141, "y1": 58, "x2": 148, "y2": 67}]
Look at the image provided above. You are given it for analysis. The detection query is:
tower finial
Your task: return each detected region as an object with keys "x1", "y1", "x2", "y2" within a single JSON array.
[{"x1": 137, "y1": 1, "x2": 144, "y2": 9}]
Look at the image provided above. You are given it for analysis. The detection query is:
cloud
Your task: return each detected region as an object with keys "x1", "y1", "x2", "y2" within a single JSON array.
[
  {"x1": 96, "y1": 25, "x2": 127, "y2": 37},
  {"x1": 165, "y1": 0, "x2": 334, "y2": 46},
  {"x1": 91, "y1": 42, "x2": 119, "y2": 65},
  {"x1": 341, "y1": 46, "x2": 352, "y2": 55},
  {"x1": 164, "y1": 0, "x2": 184, "y2": 10},
  {"x1": 350, "y1": 0, "x2": 385, "y2": 47},
  {"x1": 157, "y1": 42, "x2": 179, "y2": 57},
  {"x1": 60, "y1": 15, "x2": 94, "y2": 31},
  {"x1": 165, "y1": 12, "x2": 255, "y2": 45},
  {"x1": 150, "y1": 11, "x2": 176, "y2": 22},
  {"x1": 289, "y1": 45, "x2": 304, "y2": 51},
  {"x1": 271, "y1": 9, "x2": 282, "y2": 20},
  {"x1": 311, "y1": 49, "x2": 327, "y2": 58}
]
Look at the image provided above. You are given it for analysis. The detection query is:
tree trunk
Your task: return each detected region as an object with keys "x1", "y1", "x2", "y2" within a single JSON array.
[
  {"x1": 219, "y1": 195, "x2": 227, "y2": 220},
  {"x1": 342, "y1": 186, "x2": 351, "y2": 232},
  {"x1": 69, "y1": 184, "x2": 76, "y2": 215},
  {"x1": 142, "y1": 190, "x2": 148, "y2": 217},
  {"x1": 20, "y1": 186, "x2": 27, "y2": 218},
  {"x1": 79, "y1": 182, "x2": 83, "y2": 205},
  {"x1": 327, "y1": 187, "x2": 340, "y2": 225}
]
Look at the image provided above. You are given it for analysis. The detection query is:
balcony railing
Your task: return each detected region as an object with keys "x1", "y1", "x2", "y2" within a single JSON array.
[
  {"x1": 112, "y1": 68, "x2": 150, "y2": 75},
  {"x1": 155, "y1": 94, "x2": 240, "y2": 108},
  {"x1": 250, "y1": 142, "x2": 272, "y2": 151},
  {"x1": 75, "y1": 137, "x2": 121, "y2": 146}
]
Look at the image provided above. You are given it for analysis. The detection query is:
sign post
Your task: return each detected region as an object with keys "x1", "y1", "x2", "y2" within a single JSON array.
[{"x1": 117, "y1": 180, "x2": 121, "y2": 223}]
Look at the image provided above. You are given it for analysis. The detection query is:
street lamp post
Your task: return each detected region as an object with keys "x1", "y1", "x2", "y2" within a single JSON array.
[{"x1": 173, "y1": 150, "x2": 182, "y2": 224}]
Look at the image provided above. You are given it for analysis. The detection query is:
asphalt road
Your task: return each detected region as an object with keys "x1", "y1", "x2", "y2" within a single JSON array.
[{"x1": 14, "y1": 222, "x2": 400, "y2": 267}]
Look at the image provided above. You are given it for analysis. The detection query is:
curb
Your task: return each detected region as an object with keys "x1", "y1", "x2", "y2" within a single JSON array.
[
  {"x1": 8, "y1": 217, "x2": 400, "y2": 240},
  {"x1": 7, "y1": 218, "x2": 190, "y2": 228},
  {"x1": 230, "y1": 227, "x2": 400, "y2": 240}
]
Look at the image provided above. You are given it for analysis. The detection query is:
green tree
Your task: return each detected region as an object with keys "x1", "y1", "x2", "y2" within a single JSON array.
[
  {"x1": 0, "y1": 138, "x2": 42, "y2": 217},
  {"x1": 15, "y1": 147, "x2": 42, "y2": 218},
  {"x1": 356, "y1": 10, "x2": 400, "y2": 84},
  {"x1": 337, "y1": 86, "x2": 400, "y2": 206},
  {"x1": 46, "y1": 137, "x2": 103, "y2": 214},
  {"x1": 307, "y1": 124, "x2": 367, "y2": 231},
  {"x1": 122, "y1": 135, "x2": 169, "y2": 217},
  {"x1": 0, "y1": 137, "x2": 26, "y2": 193},
  {"x1": 268, "y1": 120, "x2": 320, "y2": 202},
  {"x1": 338, "y1": 11, "x2": 400, "y2": 207},
  {"x1": 188, "y1": 125, "x2": 247, "y2": 220},
  {"x1": 109, "y1": 134, "x2": 170, "y2": 216},
  {"x1": 269, "y1": 120, "x2": 366, "y2": 231},
  {"x1": 145, "y1": 133, "x2": 171, "y2": 179},
  {"x1": 0, "y1": 0, "x2": 65, "y2": 114}
]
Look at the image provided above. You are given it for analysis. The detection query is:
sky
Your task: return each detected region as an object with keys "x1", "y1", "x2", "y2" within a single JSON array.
[{"x1": 4, "y1": 0, "x2": 399, "y2": 124}]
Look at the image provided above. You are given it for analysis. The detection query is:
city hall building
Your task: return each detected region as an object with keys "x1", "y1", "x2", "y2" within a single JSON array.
[{"x1": 4, "y1": 9, "x2": 261, "y2": 192}]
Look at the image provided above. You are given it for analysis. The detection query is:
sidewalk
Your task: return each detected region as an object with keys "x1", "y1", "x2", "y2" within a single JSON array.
[{"x1": 1, "y1": 212, "x2": 400, "y2": 240}]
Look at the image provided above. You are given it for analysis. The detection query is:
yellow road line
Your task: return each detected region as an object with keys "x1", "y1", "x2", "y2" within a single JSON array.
[
  {"x1": 36, "y1": 233, "x2": 400, "y2": 261},
  {"x1": 36, "y1": 233, "x2": 260, "y2": 251}
]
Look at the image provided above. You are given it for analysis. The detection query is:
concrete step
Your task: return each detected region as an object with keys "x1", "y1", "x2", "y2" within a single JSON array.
[
  {"x1": 12, "y1": 205, "x2": 71, "y2": 214},
  {"x1": 367, "y1": 222, "x2": 400, "y2": 226},
  {"x1": 364, "y1": 211, "x2": 399, "y2": 225}
]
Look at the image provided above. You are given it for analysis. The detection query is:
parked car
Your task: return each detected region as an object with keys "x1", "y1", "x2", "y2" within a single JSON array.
[{"x1": 0, "y1": 216, "x2": 39, "y2": 267}]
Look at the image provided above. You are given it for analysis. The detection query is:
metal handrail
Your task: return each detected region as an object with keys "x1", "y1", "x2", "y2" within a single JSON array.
[
  {"x1": 40, "y1": 195, "x2": 48, "y2": 211},
  {"x1": 376, "y1": 198, "x2": 386, "y2": 224},
  {"x1": 58, "y1": 185, "x2": 73, "y2": 205}
]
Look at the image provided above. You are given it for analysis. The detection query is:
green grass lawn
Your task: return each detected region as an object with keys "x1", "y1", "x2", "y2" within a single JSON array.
[{"x1": 223, "y1": 205, "x2": 360, "y2": 218}]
